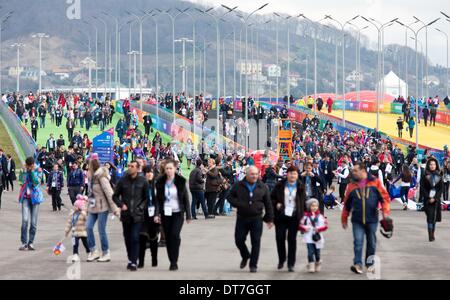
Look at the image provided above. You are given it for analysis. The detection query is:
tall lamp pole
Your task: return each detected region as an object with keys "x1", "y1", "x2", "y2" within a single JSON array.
[
  {"x1": 234, "y1": 4, "x2": 269, "y2": 149},
  {"x1": 300, "y1": 15, "x2": 327, "y2": 115},
  {"x1": 396, "y1": 18, "x2": 440, "y2": 149},
  {"x1": 85, "y1": 20, "x2": 99, "y2": 99},
  {"x1": 11, "y1": 43, "x2": 25, "y2": 93},
  {"x1": 362, "y1": 17, "x2": 398, "y2": 130},
  {"x1": 436, "y1": 27, "x2": 449, "y2": 97},
  {"x1": 0, "y1": 11, "x2": 13, "y2": 96},
  {"x1": 31, "y1": 33, "x2": 49, "y2": 94},
  {"x1": 92, "y1": 16, "x2": 108, "y2": 98},
  {"x1": 324, "y1": 15, "x2": 359, "y2": 128}
]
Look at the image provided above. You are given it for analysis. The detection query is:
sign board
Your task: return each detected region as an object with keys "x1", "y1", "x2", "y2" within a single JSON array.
[{"x1": 92, "y1": 129, "x2": 114, "y2": 164}]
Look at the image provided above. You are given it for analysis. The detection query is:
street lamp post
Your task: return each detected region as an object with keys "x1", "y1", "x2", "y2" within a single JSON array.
[
  {"x1": 11, "y1": 43, "x2": 25, "y2": 93},
  {"x1": 126, "y1": 11, "x2": 149, "y2": 108},
  {"x1": 367, "y1": 18, "x2": 397, "y2": 111},
  {"x1": 402, "y1": 20, "x2": 419, "y2": 98},
  {"x1": 347, "y1": 23, "x2": 368, "y2": 102},
  {"x1": 117, "y1": 20, "x2": 133, "y2": 102},
  {"x1": 362, "y1": 17, "x2": 398, "y2": 130},
  {"x1": 195, "y1": 8, "x2": 221, "y2": 144},
  {"x1": 93, "y1": 16, "x2": 108, "y2": 98},
  {"x1": 324, "y1": 15, "x2": 359, "y2": 128},
  {"x1": 128, "y1": 50, "x2": 139, "y2": 90},
  {"x1": 221, "y1": 6, "x2": 240, "y2": 104},
  {"x1": 274, "y1": 13, "x2": 293, "y2": 106},
  {"x1": 0, "y1": 11, "x2": 13, "y2": 96},
  {"x1": 84, "y1": 20, "x2": 99, "y2": 98},
  {"x1": 140, "y1": 11, "x2": 161, "y2": 118},
  {"x1": 227, "y1": 4, "x2": 268, "y2": 149},
  {"x1": 276, "y1": 14, "x2": 279, "y2": 103},
  {"x1": 102, "y1": 12, "x2": 120, "y2": 100},
  {"x1": 414, "y1": 17, "x2": 430, "y2": 99},
  {"x1": 440, "y1": 13, "x2": 450, "y2": 96},
  {"x1": 175, "y1": 38, "x2": 194, "y2": 95},
  {"x1": 174, "y1": 8, "x2": 199, "y2": 140},
  {"x1": 411, "y1": 37, "x2": 425, "y2": 103},
  {"x1": 396, "y1": 18, "x2": 440, "y2": 149},
  {"x1": 300, "y1": 15, "x2": 327, "y2": 115},
  {"x1": 155, "y1": 9, "x2": 177, "y2": 122},
  {"x1": 31, "y1": 33, "x2": 49, "y2": 94},
  {"x1": 436, "y1": 27, "x2": 449, "y2": 97}
]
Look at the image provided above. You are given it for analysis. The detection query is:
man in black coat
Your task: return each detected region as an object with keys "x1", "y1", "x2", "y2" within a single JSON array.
[
  {"x1": 422, "y1": 105, "x2": 430, "y2": 126},
  {"x1": 0, "y1": 149, "x2": 7, "y2": 191},
  {"x1": 320, "y1": 155, "x2": 336, "y2": 188},
  {"x1": 430, "y1": 105, "x2": 437, "y2": 127},
  {"x1": 5, "y1": 154, "x2": 16, "y2": 192},
  {"x1": 113, "y1": 160, "x2": 150, "y2": 271},
  {"x1": 228, "y1": 166, "x2": 274, "y2": 273},
  {"x1": 30, "y1": 117, "x2": 38, "y2": 141},
  {"x1": 38, "y1": 104, "x2": 47, "y2": 128},
  {"x1": 143, "y1": 113, "x2": 153, "y2": 136},
  {"x1": 189, "y1": 159, "x2": 209, "y2": 219},
  {"x1": 317, "y1": 97, "x2": 324, "y2": 111}
]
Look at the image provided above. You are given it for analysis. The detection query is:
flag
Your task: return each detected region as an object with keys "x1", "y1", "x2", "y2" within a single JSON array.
[{"x1": 53, "y1": 242, "x2": 66, "y2": 256}]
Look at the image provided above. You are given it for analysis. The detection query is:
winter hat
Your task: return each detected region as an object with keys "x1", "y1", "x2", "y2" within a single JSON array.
[
  {"x1": 306, "y1": 198, "x2": 319, "y2": 211},
  {"x1": 88, "y1": 153, "x2": 99, "y2": 161},
  {"x1": 74, "y1": 195, "x2": 87, "y2": 210}
]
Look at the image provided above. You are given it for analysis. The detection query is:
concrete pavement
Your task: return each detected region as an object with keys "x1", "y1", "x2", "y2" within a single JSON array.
[{"x1": 0, "y1": 186, "x2": 449, "y2": 280}]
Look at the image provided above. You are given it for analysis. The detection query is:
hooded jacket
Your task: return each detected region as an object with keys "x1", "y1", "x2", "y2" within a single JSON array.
[
  {"x1": 89, "y1": 167, "x2": 119, "y2": 214},
  {"x1": 341, "y1": 174, "x2": 391, "y2": 225}
]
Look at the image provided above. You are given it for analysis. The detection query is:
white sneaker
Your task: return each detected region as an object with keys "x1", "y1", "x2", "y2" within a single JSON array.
[
  {"x1": 98, "y1": 251, "x2": 111, "y2": 262},
  {"x1": 315, "y1": 261, "x2": 322, "y2": 273},
  {"x1": 87, "y1": 250, "x2": 100, "y2": 262},
  {"x1": 307, "y1": 263, "x2": 315, "y2": 273},
  {"x1": 71, "y1": 254, "x2": 80, "y2": 262}
]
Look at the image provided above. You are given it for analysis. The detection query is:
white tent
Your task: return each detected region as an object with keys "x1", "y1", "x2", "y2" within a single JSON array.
[{"x1": 378, "y1": 71, "x2": 408, "y2": 97}]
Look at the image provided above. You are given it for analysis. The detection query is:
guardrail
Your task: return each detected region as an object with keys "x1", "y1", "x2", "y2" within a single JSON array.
[{"x1": 0, "y1": 101, "x2": 36, "y2": 162}]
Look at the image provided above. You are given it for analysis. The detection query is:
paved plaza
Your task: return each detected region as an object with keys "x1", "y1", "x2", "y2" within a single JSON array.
[{"x1": 0, "y1": 187, "x2": 449, "y2": 280}]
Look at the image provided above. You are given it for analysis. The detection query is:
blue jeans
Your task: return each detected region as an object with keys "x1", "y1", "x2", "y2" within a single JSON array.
[
  {"x1": 40, "y1": 116, "x2": 46, "y2": 128},
  {"x1": 306, "y1": 243, "x2": 321, "y2": 263},
  {"x1": 400, "y1": 186, "x2": 410, "y2": 204},
  {"x1": 352, "y1": 222, "x2": 378, "y2": 267},
  {"x1": 191, "y1": 190, "x2": 208, "y2": 218},
  {"x1": 87, "y1": 211, "x2": 110, "y2": 252},
  {"x1": 122, "y1": 221, "x2": 142, "y2": 265},
  {"x1": 21, "y1": 199, "x2": 40, "y2": 245}
]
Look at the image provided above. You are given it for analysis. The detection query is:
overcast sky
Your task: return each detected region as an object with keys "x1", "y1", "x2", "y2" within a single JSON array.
[{"x1": 189, "y1": 0, "x2": 450, "y2": 67}]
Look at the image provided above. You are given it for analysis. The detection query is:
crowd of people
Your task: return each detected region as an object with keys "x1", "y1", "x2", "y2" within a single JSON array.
[
  {"x1": 2, "y1": 89, "x2": 449, "y2": 276},
  {"x1": 394, "y1": 95, "x2": 448, "y2": 138}
]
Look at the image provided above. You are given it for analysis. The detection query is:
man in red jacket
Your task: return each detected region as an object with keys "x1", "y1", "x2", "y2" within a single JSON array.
[
  {"x1": 341, "y1": 162, "x2": 391, "y2": 275},
  {"x1": 326, "y1": 97, "x2": 333, "y2": 113}
]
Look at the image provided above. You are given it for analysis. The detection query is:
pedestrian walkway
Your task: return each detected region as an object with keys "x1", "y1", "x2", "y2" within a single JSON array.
[{"x1": 0, "y1": 187, "x2": 449, "y2": 279}]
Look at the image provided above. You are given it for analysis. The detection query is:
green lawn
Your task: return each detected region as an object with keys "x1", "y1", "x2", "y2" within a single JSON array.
[
  {"x1": 0, "y1": 116, "x2": 22, "y2": 164},
  {"x1": 24, "y1": 113, "x2": 192, "y2": 176}
]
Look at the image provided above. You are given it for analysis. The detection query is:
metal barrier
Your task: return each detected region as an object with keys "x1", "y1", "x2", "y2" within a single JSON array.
[{"x1": 0, "y1": 101, "x2": 37, "y2": 162}]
